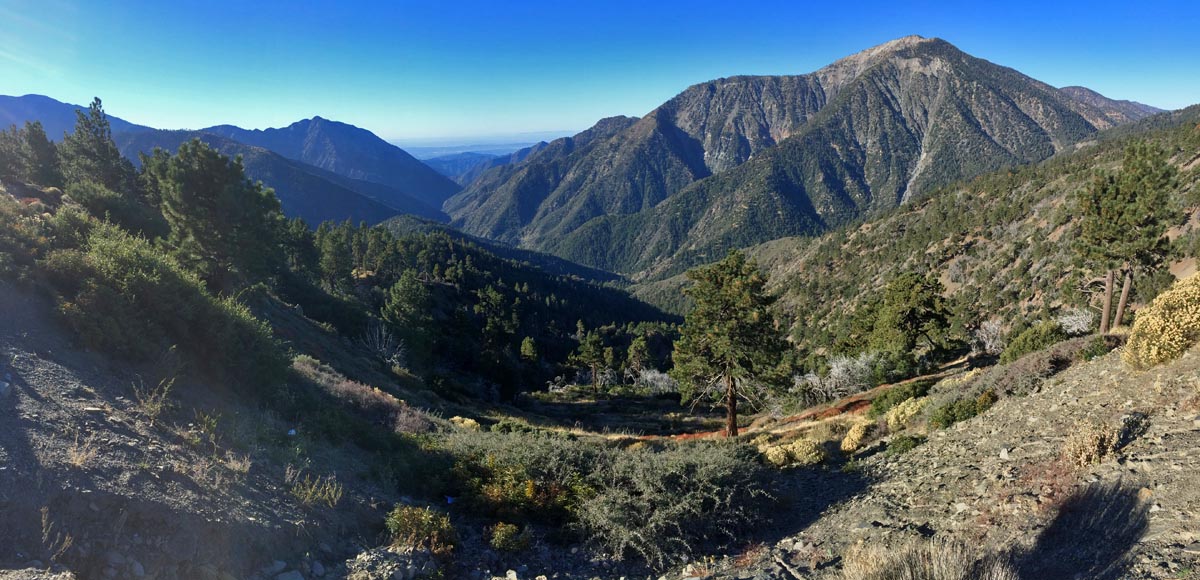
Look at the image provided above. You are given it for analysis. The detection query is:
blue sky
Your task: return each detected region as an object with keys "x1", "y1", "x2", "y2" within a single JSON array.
[{"x1": 2, "y1": 0, "x2": 1197, "y2": 143}]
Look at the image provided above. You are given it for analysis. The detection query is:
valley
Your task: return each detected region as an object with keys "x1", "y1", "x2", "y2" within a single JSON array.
[{"x1": 2, "y1": 26, "x2": 1199, "y2": 580}]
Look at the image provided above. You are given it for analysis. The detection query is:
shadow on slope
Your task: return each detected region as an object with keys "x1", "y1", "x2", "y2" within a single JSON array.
[{"x1": 1014, "y1": 480, "x2": 1150, "y2": 580}]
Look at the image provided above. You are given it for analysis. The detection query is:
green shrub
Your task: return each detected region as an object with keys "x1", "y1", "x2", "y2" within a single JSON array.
[
  {"x1": 575, "y1": 440, "x2": 771, "y2": 569},
  {"x1": 42, "y1": 223, "x2": 286, "y2": 391},
  {"x1": 0, "y1": 196, "x2": 48, "y2": 279},
  {"x1": 488, "y1": 522, "x2": 531, "y2": 553},
  {"x1": 929, "y1": 390, "x2": 995, "y2": 430},
  {"x1": 439, "y1": 430, "x2": 596, "y2": 524},
  {"x1": 65, "y1": 180, "x2": 166, "y2": 238},
  {"x1": 439, "y1": 431, "x2": 770, "y2": 568},
  {"x1": 385, "y1": 505, "x2": 456, "y2": 556},
  {"x1": 1000, "y1": 320, "x2": 1068, "y2": 364},
  {"x1": 887, "y1": 434, "x2": 926, "y2": 455}
]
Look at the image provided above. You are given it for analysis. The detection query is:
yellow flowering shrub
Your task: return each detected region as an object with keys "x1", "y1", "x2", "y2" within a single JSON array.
[
  {"x1": 840, "y1": 421, "x2": 875, "y2": 453},
  {"x1": 885, "y1": 396, "x2": 928, "y2": 431},
  {"x1": 763, "y1": 438, "x2": 826, "y2": 467},
  {"x1": 1123, "y1": 272, "x2": 1200, "y2": 369}
]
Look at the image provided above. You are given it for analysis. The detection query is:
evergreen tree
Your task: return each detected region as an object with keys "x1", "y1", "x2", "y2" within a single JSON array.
[
  {"x1": 315, "y1": 221, "x2": 354, "y2": 291},
  {"x1": 1075, "y1": 141, "x2": 1178, "y2": 331},
  {"x1": 382, "y1": 268, "x2": 433, "y2": 363},
  {"x1": 671, "y1": 251, "x2": 787, "y2": 437},
  {"x1": 20, "y1": 121, "x2": 63, "y2": 187},
  {"x1": 148, "y1": 139, "x2": 283, "y2": 292},
  {"x1": 627, "y1": 335, "x2": 650, "y2": 374},
  {"x1": 520, "y1": 336, "x2": 538, "y2": 362},
  {"x1": 571, "y1": 331, "x2": 607, "y2": 393},
  {"x1": 0, "y1": 126, "x2": 23, "y2": 179},
  {"x1": 59, "y1": 98, "x2": 136, "y2": 191},
  {"x1": 868, "y1": 272, "x2": 951, "y2": 356}
]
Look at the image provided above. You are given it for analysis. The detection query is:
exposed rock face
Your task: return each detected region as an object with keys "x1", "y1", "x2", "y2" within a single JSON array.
[{"x1": 446, "y1": 36, "x2": 1162, "y2": 277}]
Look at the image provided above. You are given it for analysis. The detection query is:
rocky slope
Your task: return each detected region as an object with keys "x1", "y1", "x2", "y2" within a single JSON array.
[
  {"x1": 685, "y1": 345, "x2": 1200, "y2": 580},
  {"x1": 447, "y1": 36, "x2": 1162, "y2": 277}
]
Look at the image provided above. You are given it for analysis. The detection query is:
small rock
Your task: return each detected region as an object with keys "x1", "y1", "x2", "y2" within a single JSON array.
[
  {"x1": 130, "y1": 560, "x2": 146, "y2": 577},
  {"x1": 999, "y1": 447, "x2": 1010, "y2": 460},
  {"x1": 311, "y1": 561, "x2": 325, "y2": 577},
  {"x1": 263, "y1": 561, "x2": 287, "y2": 575},
  {"x1": 275, "y1": 571, "x2": 305, "y2": 580},
  {"x1": 105, "y1": 551, "x2": 126, "y2": 566}
]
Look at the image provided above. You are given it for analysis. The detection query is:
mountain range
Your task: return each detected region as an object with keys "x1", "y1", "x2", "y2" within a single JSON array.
[
  {"x1": 0, "y1": 36, "x2": 1168, "y2": 281},
  {"x1": 0, "y1": 95, "x2": 461, "y2": 226},
  {"x1": 443, "y1": 36, "x2": 1163, "y2": 278}
]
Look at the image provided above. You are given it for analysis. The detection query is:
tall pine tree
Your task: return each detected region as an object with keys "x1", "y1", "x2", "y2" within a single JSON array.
[
  {"x1": 671, "y1": 251, "x2": 787, "y2": 436},
  {"x1": 1075, "y1": 141, "x2": 1178, "y2": 332},
  {"x1": 147, "y1": 139, "x2": 283, "y2": 292}
]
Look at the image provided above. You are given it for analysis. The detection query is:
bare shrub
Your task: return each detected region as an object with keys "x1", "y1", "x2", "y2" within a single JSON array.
[
  {"x1": 840, "y1": 539, "x2": 1019, "y2": 580},
  {"x1": 633, "y1": 369, "x2": 678, "y2": 395},
  {"x1": 973, "y1": 319, "x2": 1006, "y2": 356},
  {"x1": 1056, "y1": 308, "x2": 1096, "y2": 336},
  {"x1": 360, "y1": 319, "x2": 406, "y2": 368},
  {"x1": 793, "y1": 352, "x2": 879, "y2": 405}
]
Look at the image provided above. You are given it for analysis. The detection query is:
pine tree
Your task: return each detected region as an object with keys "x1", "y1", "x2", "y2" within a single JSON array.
[
  {"x1": 382, "y1": 269, "x2": 433, "y2": 363},
  {"x1": 671, "y1": 251, "x2": 787, "y2": 437},
  {"x1": 868, "y1": 272, "x2": 951, "y2": 356},
  {"x1": 20, "y1": 121, "x2": 63, "y2": 187},
  {"x1": 571, "y1": 331, "x2": 606, "y2": 393},
  {"x1": 59, "y1": 98, "x2": 136, "y2": 191},
  {"x1": 147, "y1": 139, "x2": 283, "y2": 292},
  {"x1": 1075, "y1": 141, "x2": 1178, "y2": 332}
]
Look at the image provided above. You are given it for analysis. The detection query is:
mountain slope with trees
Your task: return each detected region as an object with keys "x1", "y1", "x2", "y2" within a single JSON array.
[
  {"x1": 447, "y1": 36, "x2": 1162, "y2": 278},
  {"x1": 203, "y1": 117, "x2": 462, "y2": 209},
  {"x1": 630, "y1": 105, "x2": 1200, "y2": 358},
  {"x1": 115, "y1": 129, "x2": 442, "y2": 225}
]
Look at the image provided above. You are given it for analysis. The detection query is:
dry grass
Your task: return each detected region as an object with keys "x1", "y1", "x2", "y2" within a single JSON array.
[
  {"x1": 131, "y1": 376, "x2": 174, "y2": 427},
  {"x1": 286, "y1": 466, "x2": 344, "y2": 508},
  {"x1": 40, "y1": 506, "x2": 74, "y2": 563},
  {"x1": 839, "y1": 539, "x2": 1019, "y2": 580},
  {"x1": 1060, "y1": 422, "x2": 1120, "y2": 469},
  {"x1": 66, "y1": 430, "x2": 99, "y2": 468}
]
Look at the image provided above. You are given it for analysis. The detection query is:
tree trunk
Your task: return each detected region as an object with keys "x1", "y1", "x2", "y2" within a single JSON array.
[
  {"x1": 725, "y1": 374, "x2": 738, "y2": 438},
  {"x1": 1099, "y1": 269, "x2": 1114, "y2": 334},
  {"x1": 1114, "y1": 269, "x2": 1133, "y2": 330}
]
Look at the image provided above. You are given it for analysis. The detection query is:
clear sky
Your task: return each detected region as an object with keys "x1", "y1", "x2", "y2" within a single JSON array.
[{"x1": 2, "y1": 0, "x2": 1197, "y2": 143}]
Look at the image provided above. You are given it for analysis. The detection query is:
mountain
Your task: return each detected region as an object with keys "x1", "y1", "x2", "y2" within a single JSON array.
[
  {"x1": 426, "y1": 143, "x2": 550, "y2": 186},
  {"x1": 425, "y1": 152, "x2": 499, "y2": 184},
  {"x1": 203, "y1": 118, "x2": 461, "y2": 209},
  {"x1": 1059, "y1": 86, "x2": 1164, "y2": 126},
  {"x1": 635, "y1": 105, "x2": 1200, "y2": 340},
  {"x1": 115, "y1": 130, "x2": 442, "y2": 226},
  {"x1": 0, "y1": 94, "x2": 151, "y2": 139},
  {"x1": 445, "y1": 36, "x2": 1163, "y2": 277}
]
